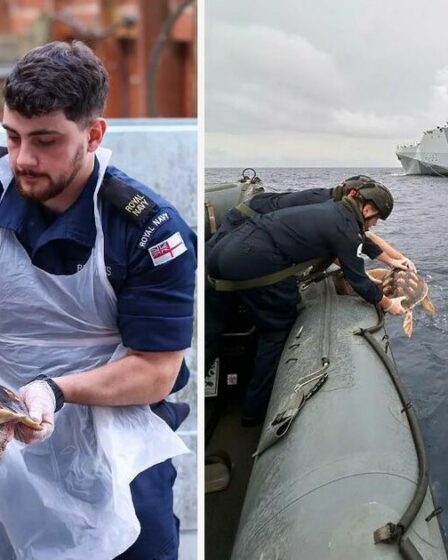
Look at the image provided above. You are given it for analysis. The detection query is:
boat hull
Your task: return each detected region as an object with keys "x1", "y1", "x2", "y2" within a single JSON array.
[
  {"x1": 231, "y1": 280, "x2": 447, "y2": 559},
  {"x1": 396, "y1": 152, "x2": 448, "y2": 175},
  {"x1": 396, "y1": 127, "x2": 448, "y2": 175}
]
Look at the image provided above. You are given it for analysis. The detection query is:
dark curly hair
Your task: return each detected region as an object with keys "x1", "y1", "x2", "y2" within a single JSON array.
[{"x1": 4, "y1": 40, "x2": 109, "y2": 125}]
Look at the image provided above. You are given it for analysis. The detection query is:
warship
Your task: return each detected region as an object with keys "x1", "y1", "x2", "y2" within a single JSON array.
[{"x1": 396, "y1": 125, "x2": 448, "y2": 175}]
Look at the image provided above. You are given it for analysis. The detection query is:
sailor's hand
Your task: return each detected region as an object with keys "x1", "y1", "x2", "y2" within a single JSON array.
[
  {"x1": 383, "y1": 296, "x2": 407, "y2": 316},
  {"x1": 390, "y1": 257, "x2": 417, "y2": 273},
  {"x1": 14, "y1": 381, "x2": 56, "y2": 444},
  {"x1": 402, "y1": 258, "x2": 417, "y2": 272}
]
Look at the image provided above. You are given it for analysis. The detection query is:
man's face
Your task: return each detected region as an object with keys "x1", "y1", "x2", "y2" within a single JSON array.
[
  {"x1": 362, "y1": 202, "x2": 380, "y2": 230},
  {"x1": 2, "y1": 107, "x2": 90, "y2": 203}
]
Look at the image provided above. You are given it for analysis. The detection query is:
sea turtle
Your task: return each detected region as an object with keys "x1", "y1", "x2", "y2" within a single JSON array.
[
  {"x1": 368, "y1": 268, "x2": 435, "y2": 337},
  {"x1": 0, "y1": 385, "x2": 41, "y2": 455}
]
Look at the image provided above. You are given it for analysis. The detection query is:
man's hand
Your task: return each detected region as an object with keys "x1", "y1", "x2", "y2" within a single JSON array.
[
  {"x1": 390, "y1": 257, "x2": 417, "y2": 272},
  {"x1": 382, "y1": 296, "x2": 407, "y2": 316},
  {"x1": 14, "y1": 381, "x2": 56, "y2": 444}
]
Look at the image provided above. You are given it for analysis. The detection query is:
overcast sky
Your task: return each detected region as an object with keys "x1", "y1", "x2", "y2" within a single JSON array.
[{"x1": 205, "y1": 1, "x2": 448, "y2": 167}]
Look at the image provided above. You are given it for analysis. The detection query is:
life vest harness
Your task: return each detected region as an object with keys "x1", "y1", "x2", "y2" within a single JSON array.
[
  {"x1": 208, "y1": 255, "x2": 335, "y2": 292},
  {"x1": 208, "y1": 199, "x2": 335, "y2": 291},
  {"x1": 234, "y1": 201, "x2": 257, "y2": 218}
]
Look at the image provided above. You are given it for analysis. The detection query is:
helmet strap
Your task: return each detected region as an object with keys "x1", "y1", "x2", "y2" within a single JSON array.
[{"x1": 340, "y1": 195, "x2": 365, "y2": 231}]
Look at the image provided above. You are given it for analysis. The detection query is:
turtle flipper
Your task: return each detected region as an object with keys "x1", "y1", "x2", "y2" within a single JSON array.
[
  {"x1": 421, "y1": 295, "x2": 435, "y2": 314},
  {"x1": 403, "y1": 310, "x2": 413, "y2": 337},
  {"x1": 367, "y1": 268, "x2": 389, "y2": 282}
]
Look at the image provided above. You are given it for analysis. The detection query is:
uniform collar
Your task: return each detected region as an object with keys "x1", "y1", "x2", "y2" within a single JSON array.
[
  {"x1": 339, "y1": 196, "x2": 365, "y2": 231},
  {"x1": 0, "y1": 158, "x2": 100, "y2": 255}
]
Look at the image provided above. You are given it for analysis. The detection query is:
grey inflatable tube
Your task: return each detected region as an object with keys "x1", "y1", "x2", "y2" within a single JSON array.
[
  {"x1": 231, "y1": 279, "x2": 447, "y2": 560},
  {"x1": 205, "y1": 182, "x2": 243, "y2": 240}
]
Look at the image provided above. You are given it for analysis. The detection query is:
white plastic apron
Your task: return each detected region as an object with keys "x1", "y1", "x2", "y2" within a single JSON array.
[{"x1": 0, "y1": 148, "x2": 188, "y2": 560}]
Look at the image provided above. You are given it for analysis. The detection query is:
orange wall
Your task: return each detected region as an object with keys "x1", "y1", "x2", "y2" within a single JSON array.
[{"x1": 0, "y1": 0, "x2": 196, "y2": 117}]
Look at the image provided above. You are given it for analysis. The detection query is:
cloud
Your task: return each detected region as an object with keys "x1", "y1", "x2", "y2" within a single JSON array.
[
  {"x1": 205, "y1": 0, "x2": 448, "y2": 166},
  {"x1": 206, "y1": 22, "x2": 345, "y2": 133},
  {"x1": 332, "y1": 110, "x2": 415, "y2": 138},
  {"x1": 423, "y1": 66, "x2": 448, "y2": 126}
]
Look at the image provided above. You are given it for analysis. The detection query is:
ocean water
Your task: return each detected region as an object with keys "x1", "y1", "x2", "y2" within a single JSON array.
[{"x1": 206, "y1": 166, "x2": 448, "y2": 542}]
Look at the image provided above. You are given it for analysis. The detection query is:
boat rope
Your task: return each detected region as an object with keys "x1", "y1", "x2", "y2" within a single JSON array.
[
  {"x1": 239, "y1": 168, "x2": 261, "y2": 184},
  {"x1": 354, "y1": 307, "x2": 433, "y2": 560},
  {"x1": 253, "y1": 278, "x2": 333, "y2": 457},
  {"x1": 295, "y1": 362, "x2": 329, "y2": 401}
]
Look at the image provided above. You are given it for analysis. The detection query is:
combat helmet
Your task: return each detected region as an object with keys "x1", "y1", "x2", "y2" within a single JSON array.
[
  {"x1": 356, "y1": 180, "x2": 394, "y2": 220},
  {"x1": 341, "y1": 174, "x2": 372, "y2": 192},
  {"x1": 333, "y1": 175, "x2": 372, "y2": 200}
]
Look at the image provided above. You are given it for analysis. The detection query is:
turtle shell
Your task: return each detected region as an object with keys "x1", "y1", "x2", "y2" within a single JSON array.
[
  {"x1": 382, "y1": 269, "x2": 428, "y2": 310},
  {"x1": 0, "y1": 423, "x2": 14, "y2": 455},
  {"x1": 0, "y1": 385, "x2": 41, "y2": 429}
]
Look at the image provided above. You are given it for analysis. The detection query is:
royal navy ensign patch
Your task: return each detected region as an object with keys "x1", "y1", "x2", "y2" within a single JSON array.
[{"x1": 148, "y1": 232, "x2": 187, "y2": 266}]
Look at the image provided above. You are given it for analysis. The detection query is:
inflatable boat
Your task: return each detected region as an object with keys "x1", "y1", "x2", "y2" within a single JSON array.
[{"x1": 205, "y1": 172, "x2": 447, "y2": 560}]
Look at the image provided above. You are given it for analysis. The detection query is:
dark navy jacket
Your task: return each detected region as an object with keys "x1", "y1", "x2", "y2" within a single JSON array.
[
  {"x1": 207, "y1": 188, "x2": 382, "y2": 261},
  {"x1": 209, "y1": 199, "x2": 382, "y2": 305},
  {"x1": 0, "y1": 155, "x2": 197, "y2": 413}
]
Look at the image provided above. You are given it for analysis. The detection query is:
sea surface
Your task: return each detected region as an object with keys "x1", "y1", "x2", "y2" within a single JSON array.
[{"x1": 206, "y1": 166, "x2": 448, "y2": 543}]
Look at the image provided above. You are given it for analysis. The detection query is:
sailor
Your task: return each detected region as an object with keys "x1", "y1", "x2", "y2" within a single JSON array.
[
  {"x1": 206, "y1": 174, "x2": 415, "y2": 271},
  {"x1": 0, "y1": 41, "x2": 196, "y2": 559},
  {"x1": 205, "y1": 176, "x2": 415, "y2": 379},
  {"x1": 207, "y1": 181, "x2": 406, "y2": 425},
  {"x1": 206, "y1": 175, "x2": 369, "y2": 250}
]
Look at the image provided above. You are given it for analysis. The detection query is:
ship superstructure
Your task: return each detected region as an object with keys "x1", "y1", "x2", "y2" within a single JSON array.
[{"x1": 396, "y1": 125, "x2": 448, "y2": 175}]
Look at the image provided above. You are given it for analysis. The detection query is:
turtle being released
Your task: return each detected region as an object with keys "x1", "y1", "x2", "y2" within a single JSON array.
[
  {"x1": 0, "y1": 385, "x2": 41, "y2": 455},
  {"x1": 368, "y1": 268, "x2": 435, "y2": 337}
]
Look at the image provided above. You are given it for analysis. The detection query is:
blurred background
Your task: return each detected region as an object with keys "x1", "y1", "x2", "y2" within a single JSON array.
[
  {"x1": 0, "y1": 1, "x2": 198, "y2": 558},
  {"x1": 0, "y1": 0, "x2": 196, "y2": 118}
]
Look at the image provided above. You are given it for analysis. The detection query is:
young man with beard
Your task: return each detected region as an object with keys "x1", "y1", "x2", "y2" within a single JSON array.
[{"x1": 0, "y1": 41, "x2": 196, "y2": 560}]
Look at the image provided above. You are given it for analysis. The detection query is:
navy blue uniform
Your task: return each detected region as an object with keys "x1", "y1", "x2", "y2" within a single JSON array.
[
  {"x1": 205, "y1": 189, "x2": 381, "y2": 377},
  {"x1": 206, "y1": 188, "x2": 382, "y2": 259},
  {"x1": 207, "y1": 200, "x2": 381, "y2": 419},
  {"x1": 0, "y1": 156, "x2": 196, "y2": 560}
]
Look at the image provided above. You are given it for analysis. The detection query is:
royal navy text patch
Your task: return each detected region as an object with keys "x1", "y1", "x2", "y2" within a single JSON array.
[{"x1": 139, "y1": 212, "x2": 171, "y2": 248}]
